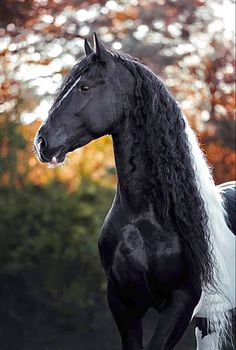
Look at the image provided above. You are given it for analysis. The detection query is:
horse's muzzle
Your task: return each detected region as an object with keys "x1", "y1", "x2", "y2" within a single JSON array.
[{"x1": 34, "y1": 133, "x2": 66, "y2": 166}]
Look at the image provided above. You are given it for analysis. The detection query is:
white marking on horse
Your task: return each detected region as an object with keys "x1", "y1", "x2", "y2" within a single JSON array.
[
  {"x1": 56, "y1": 76, "x2": 82, "y2": 109},
  {"x1": 195, "y1": 327, "x2": 219, "y2": 350}
]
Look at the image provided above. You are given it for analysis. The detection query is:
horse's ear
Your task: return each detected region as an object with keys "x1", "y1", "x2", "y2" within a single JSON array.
[
  {"x1": 93, "y1": 32, "x2": 111, "y2": 62},
  {"x1": 84, "y1": 38, "x2": 93, "y2": 56}
]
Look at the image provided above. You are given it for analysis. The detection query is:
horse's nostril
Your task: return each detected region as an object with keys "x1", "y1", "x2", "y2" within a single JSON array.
[{"x1": 38, "y1": 136, "x2": 47, "y2": 151}]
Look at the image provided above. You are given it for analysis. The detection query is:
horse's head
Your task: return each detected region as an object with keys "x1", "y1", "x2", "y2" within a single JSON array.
[{"x1": 34, "y1": 34, "x2": 134, "y2": 166}]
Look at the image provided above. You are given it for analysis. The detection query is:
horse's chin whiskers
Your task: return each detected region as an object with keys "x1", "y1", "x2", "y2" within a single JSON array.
[
  {"x1": 47, "y1": 154, "x2": 68, "y2": 169},
  {"x1": 62, "y1": 156, "x2": 69, "y2": 166},
  {"x1": 32, "y1": 143, "x2": 37, "y2": 155},
  {"x1": 59, "y1": 155, "x2": 69, "y2": 167},
  {"x1": 47, "y1": 163, "x2": 57, "y2": 169}
]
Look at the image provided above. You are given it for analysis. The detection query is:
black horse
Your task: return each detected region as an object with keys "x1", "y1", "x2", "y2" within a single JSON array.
[{"x1": 34, "y1": 34, "x2": 235, "y2": 350}]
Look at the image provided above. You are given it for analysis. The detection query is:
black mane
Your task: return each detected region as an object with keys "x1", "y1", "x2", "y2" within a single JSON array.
[{"x1": 115, "y1": 54, "x2": 215, "y2": 289}]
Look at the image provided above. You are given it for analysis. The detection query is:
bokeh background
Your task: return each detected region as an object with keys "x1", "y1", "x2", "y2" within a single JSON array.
[{"x1": 0, "y1": 1, "x2": 235, "y2": 349}]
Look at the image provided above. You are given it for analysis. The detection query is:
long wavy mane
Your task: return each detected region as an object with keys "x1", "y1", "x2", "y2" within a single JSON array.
[{"x1": 116, "y1": 54, "x2": 215, "y2": 289}]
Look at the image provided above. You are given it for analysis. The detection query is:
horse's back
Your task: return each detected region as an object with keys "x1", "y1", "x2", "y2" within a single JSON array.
[{"x1": 218, "y1": 181, "x2": 236, "y2": 235}]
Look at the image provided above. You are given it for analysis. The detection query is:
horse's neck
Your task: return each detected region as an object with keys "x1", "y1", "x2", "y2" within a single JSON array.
[{"x1": 112, "y1": 126, "x2": 148, "y2": 213}]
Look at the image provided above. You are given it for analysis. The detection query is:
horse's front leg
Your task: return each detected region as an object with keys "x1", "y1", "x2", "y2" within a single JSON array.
[
  {"x1": 107, "y1": 281, "x2": 147, "y2": 350},
  {"x1": 147, "y1": 286, "x2": 201, "y2": 350},
  {"x1": 195, "y1": 317, "x2": 220, "y2": 350}
]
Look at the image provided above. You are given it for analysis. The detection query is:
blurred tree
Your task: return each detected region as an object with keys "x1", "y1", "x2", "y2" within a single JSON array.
[
  {"x1": 0, "y1": 120, "x2": 26, "y2": 186},
  {"x1": 0, "y1": 179, "x2": 114, "y2": 307}
]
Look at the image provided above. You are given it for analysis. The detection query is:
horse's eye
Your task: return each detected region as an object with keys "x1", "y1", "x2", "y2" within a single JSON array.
[{"x1": 79, "y1": 85, "x2": 90, "y2": 92}]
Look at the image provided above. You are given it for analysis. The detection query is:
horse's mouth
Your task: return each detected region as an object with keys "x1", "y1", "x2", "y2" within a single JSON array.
[
  {"x1": 47, "y1": 147, "x2": 67, "y2": 167},
  {"x1": 46, "y1": 143, "x2": 80, "y2": 167},
  {"x1": 35, "y1": 146, "x2": 67, "y2": 167}
]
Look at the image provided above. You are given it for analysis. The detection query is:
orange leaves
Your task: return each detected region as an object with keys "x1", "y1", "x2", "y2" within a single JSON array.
[
  {"x1": 26, "y1": 58, "x2": 54, "y2": 65},
  {"x1": 109, "y1": 6, "x2": 140, "y2": 35},
  {"x1": 112, "y1": 6, "x2": 139, "y2": 22},
  {"x1": 202, "y1": 141, "x2": 236, "y2": 184}
]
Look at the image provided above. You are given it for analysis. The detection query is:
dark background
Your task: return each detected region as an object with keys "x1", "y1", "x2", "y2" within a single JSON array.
[{"x1": 0, "y1": 0, "x2": 235, "y2": 349}]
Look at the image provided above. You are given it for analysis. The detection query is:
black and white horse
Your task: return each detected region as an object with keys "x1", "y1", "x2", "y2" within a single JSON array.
[{"x1": 34, "y1": 34, "x2": 235, "y2": 350}]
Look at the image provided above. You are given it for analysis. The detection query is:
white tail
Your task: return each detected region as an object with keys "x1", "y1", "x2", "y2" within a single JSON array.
[{"x1": 184, "y1": 117, "x2": 235, "y2": 349}]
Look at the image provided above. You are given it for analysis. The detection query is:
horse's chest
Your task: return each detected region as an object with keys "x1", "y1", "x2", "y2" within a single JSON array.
[{"x1": 98, "y1": 218, "x2": 184, "y2": 294}]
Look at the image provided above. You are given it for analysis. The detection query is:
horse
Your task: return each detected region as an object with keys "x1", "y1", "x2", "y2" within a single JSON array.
[{"x1": 34, "y1": 34, "x2": 236, "y2": 350}]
